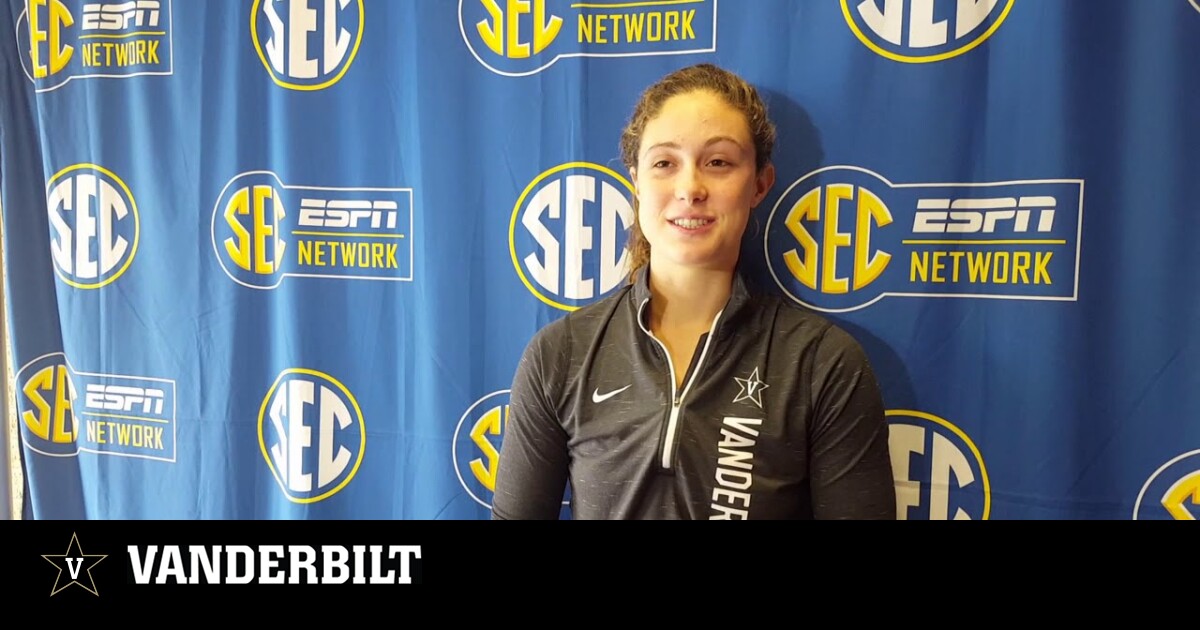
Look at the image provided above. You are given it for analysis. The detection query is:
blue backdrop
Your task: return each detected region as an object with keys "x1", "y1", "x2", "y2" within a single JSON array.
[{"x1": 3, "y1": 0, "x2": 1198, "y2": 520}]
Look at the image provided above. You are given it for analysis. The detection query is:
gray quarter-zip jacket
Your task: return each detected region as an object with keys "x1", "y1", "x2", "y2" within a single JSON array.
[{"x1": 492, "y1": 266, "x2": 896, "y2": 520}]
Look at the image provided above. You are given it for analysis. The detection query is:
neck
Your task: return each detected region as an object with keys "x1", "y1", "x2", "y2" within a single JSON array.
[{"x1": 645, "y1": 259, "x2": 734, "y2": 333}]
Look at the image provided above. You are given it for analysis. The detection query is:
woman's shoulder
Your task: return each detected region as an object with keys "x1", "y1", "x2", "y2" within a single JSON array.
[
  {"x1": 743, "y1": 288, "x2": 870, "y2": 359},
  {"x1": 522, "y1": 282, "x2": 635, "y2": 354},
  {"x1": 514, "y1": 284, "x2": 635, "y2": 396},
  {"x1": 743, "y1": 287, "x2": 834, "y2": 333}
]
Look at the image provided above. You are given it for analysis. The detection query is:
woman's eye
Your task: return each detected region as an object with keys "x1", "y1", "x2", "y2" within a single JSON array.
[
  {"x1": 709, "y1": 159, "x2": 730, "y2": 167},
  {"x1": 653, "y1": 160, "x2": 672, "y2": 168}
]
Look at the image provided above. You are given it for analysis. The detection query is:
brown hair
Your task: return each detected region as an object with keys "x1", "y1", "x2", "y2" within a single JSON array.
[{"x1": 619, "y1": 63, "x2": 777, "y2": 282}]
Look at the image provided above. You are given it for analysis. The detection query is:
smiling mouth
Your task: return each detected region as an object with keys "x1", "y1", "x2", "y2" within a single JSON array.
[{"x1": 670, "y1": 218, "x2": 714, "y2": 229}]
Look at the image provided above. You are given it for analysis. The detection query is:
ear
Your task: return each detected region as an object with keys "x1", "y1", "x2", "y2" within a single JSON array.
[
  {"x1": 629, "y1": 166, "x2": 639, "y2": 192},
  {"x1": 752, "y1": 163, "x2": 776, "y2": 207}
]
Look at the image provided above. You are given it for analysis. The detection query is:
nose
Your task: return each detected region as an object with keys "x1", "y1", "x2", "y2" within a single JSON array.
[{"x1": 675, "y1": 164, "x2": 707, "y2": 205}]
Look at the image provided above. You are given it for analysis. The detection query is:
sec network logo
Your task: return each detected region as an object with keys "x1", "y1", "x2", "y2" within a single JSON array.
[
  {"x1": 17, "y1": 0, "x2": 174, "y2": 92},
  {"x1": 763, "y1": 165, "x2": 1083, "y2": 313},
  {"x1": 460, "y1": 0, "x2": 718, "y2": 76}
]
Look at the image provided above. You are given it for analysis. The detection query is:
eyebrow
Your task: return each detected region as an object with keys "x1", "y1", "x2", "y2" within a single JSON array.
[{"x1": 642, "y1": 136, "x2": 747, "y2": 156}]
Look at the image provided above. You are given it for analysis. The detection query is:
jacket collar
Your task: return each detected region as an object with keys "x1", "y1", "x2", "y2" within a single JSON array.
[{"x1": 630, "y1": 263, "x2": 755, "y2": 336}]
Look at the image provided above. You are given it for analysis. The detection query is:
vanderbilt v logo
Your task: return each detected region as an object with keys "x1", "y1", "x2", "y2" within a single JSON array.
[
  {"x1": 66, "y1": 557, "x2": 83, "y2": 580},
  {"x1": 43, "y1": 533, "x2": 107, "y2": 596}
]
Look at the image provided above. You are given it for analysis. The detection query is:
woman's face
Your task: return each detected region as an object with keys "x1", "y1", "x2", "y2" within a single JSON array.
[{"x1": 631, "y1": 89, "x2": 774, "y2": 275}]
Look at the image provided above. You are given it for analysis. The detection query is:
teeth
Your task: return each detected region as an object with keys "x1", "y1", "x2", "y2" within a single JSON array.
[{"x1": 672, "y1": 218, "x2": 712, "y2": 229}]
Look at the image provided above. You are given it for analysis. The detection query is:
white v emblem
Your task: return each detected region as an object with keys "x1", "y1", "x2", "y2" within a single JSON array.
[{"x1": 66, "y1": 557, "x2": 83, "y2": 580}]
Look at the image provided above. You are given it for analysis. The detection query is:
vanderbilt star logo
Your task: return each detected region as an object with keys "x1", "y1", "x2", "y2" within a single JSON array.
[
  {"x1": 43, "y1": 533, "x2": 106, "y2": 596},
  {"x1": 733, "y1": 367, "x2": 769, "y2": 409}
]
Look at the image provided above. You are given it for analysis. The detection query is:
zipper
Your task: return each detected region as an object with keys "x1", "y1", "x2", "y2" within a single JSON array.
[{"x1": 637, "y1": 298, "x2": 724, "y2": 471}]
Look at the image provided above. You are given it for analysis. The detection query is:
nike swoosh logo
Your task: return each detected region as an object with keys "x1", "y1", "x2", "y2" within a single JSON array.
[{"x1": 592, "y1": 385, "x2": 631, "y2": 404}]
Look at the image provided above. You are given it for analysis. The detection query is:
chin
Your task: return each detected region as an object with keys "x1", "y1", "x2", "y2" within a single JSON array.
[{"x1": 659, "y1": 250, "x2": 735, "y2": 271}]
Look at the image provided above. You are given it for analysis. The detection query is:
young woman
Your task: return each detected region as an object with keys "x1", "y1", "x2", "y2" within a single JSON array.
[{"x1": 492, "y1": 64, "x2": 896, "y2": 520}]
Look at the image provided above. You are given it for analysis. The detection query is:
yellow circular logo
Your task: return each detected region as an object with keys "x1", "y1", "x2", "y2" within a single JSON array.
[
  {"x1": 841, "y1": 0, "x2": 1014, "y2": 63},
  {"x1": 509, "y1": 162, "x2": 635, "y2": 311},
  {"x1": 251, "y1": 0, "x2": 364, "y2": 90},
  {"x1": 887, "y1": 409, "x2": 991, "y2": 519},
  {"x1": 46, "y1": 164, "x2": 140, "y2": 289},
  {"x1": 259, "y1": 368, "x2": 366, "y2": 503}
]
